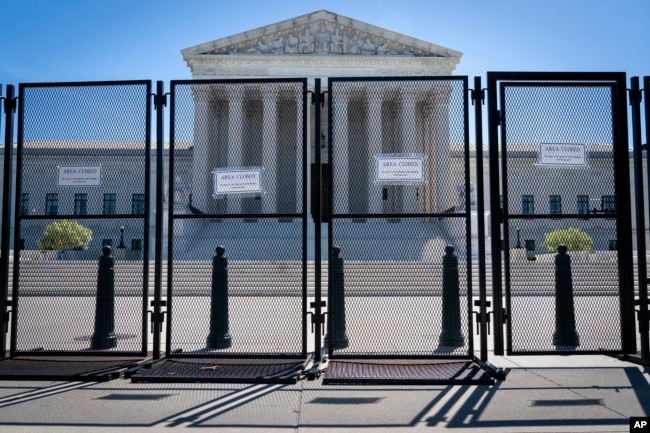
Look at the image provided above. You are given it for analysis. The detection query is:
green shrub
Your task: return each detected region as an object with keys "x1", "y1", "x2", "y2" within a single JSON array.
[
  {"x1": 542, "y1": 227, "x2": 592, "y2": 253},
  {"x1": 37, "y1": 220, "x2": 92, "y2": 251}
]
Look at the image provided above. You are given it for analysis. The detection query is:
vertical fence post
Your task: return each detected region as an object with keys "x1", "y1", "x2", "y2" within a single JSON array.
[
  {"x1": 439, "y1": 245, "x2": 464, "y2": 348},
  {"x1": 1, "y1": 85, "x2": 15, "y2": 358},
  {"x1": 553, "y1": 245, "x2": 580, "y2": 348},
  {"x1": 633, "y1": 75, "x2": 650, "y2": 361},
  {"x1": 326, "y1": 246, "x2": 348, "y2": 349},
  {"x1": 91, "y1": 246, "x2": 117, "y2": 349},
  {"x1": 153, "y1": 80, "x2": 166, "y2": 359},
  {"x1": 207, "y1": 246, "x2": 232, "y2": 349}
]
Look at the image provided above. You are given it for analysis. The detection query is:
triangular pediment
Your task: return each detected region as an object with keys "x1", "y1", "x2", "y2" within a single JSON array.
[{"x1": 181, "y1": 10, "x2": 462, "y2": 59}]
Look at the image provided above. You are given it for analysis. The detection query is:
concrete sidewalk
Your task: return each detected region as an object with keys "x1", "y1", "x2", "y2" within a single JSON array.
[{"x1": 0, "y1": 354, "x2": 648, "y2": 433}]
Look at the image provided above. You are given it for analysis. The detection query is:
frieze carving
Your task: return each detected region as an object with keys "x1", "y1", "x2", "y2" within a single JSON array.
[
  {"x1": 205, "y1": 21, "x2": 439, "y2": 57},
  {"x1": 186, "y1": 56, "x2": 457, "y2": 78}
]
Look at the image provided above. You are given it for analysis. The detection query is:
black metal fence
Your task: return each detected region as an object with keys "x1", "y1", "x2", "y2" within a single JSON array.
[
  {"x1": 165, "y1": 79, "x2": 309, "y2": 359},
  {"x1": 487, "y1": 72, "x2": 637, "y2": 355},
  {"x1": 10, "y1": 81, "x2": 152, "y2": 356},
  {"x1": 630, "y1": 75, "x2": 650, "y2": 363},
  {"x1": 326, "y1": 77, "x2": 474, "y2": 359},
  {"x1": 0, "y1": 85, "x2": 9, "y2": 357},
  {"x1": 0, "y1": 72, "x2": 648, "y2": 379}
]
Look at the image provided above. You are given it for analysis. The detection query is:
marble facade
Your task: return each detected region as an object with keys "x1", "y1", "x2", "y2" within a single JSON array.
[{"x1": 180, "y1": 10, "x2": 463, "y2": 218}]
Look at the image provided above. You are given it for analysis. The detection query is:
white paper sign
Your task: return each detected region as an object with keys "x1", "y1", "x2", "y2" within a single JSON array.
[
  {"x1": 537, "y1": 143, "x2": 587, "y2": 167},
  {"x1": 375, "y1": 154, "x2": 426, "y2": 184},
  {"x1": 213, "y1": 167, "x2": 263, "y2": 196},
  {"x1": 58, "y1": 165, "x2": 101, "y2": 186}
]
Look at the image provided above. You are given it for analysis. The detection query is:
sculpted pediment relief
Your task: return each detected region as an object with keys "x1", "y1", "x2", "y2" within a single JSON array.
[
  {"x1": 209, "y1": 23, "x2": 421, "y2": 57},
  {"x1": 182, "y1": 10, "x2": 462, "y2": 59}
]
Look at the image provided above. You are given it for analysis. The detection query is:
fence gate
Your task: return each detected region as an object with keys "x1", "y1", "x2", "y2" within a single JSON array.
[
  {"x1": 487, "y1": 72, "x2": 637, "y2": 356},
  {"x1": 131, "y1": 79, "x2": 310, "y2": 384},
  {"x1": 643, "y1": 76, "x2": 650, "y2": 363},
  {"x1": 0, "y1": 81, "x2": 153, "y2": 381},
  {"x1": 629, "y1": 75, "x2": 650, "y2": 365},
  {"x1": 322, "y1": 77, "x2": 493, "y2": 385}
]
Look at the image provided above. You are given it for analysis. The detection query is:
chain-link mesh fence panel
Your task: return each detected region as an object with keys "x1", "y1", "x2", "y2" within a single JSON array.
[
  {"x1": 328, "y1": 78, "x2": 472, "y2": 357},
  {"x1": 329, "y1": 78, "x2": 468, "y2": 217},
  {"x1": 500, "y1": 81, "x2": 626, "y2": 354},
  {"x1": 170, "y1": 81, "x2": 305, "y2": 218},
  {"x1": 328, "y1": 217, "x2": 471, "y2": 356},
  {"x1": 507, "y1": 218, "x2": 622, "y2": 352},
  {"x1": 167, "y1": 219, "x2": 304, "y2": 355},
  {"x1": 13, "y1": 82, "x2": 151, "y2": 355},
  {"x1": 167, "y1": 80, "x2": 307, "y2": 357}
]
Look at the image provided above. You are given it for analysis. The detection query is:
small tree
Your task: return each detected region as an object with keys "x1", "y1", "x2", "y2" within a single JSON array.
[
  {"x1": 37, "y1": 220, "x2": 92, "y2": 251},
  {"x1": 542, "y1": 227, "x2": 592, "y2": 253}
]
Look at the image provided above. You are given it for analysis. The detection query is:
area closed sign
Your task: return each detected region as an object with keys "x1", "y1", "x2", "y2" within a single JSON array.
[
  {"x1": 537, "y1": 143, "x2": 587, "y2": 167},
  {"x1": 58, "y1": 165, "x2": 102, "y2": 186},
  {"x1": 375, "y1": 154, "x2": 426, "y2": 184}
]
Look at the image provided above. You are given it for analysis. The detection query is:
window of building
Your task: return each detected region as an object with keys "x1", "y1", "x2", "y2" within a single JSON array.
[
  {"x1": 549, "y1": 195, "x2": 562, "y2": 214},
  {"x1": 522, "y1": 195, "x2": 534, "y2": 214},
  {"x1": 577, "y1": 195, "x2": 589, "y2": 215},
  {"x1": 74, "y1": 193, "x2": 88, "y2": 215},
  {"x1": 602, "y1": 195, "x2": 616, "y2": 212},
  {"x1": 131, "y1": 193, "x2": 145, "y2": 215},
  {"x1": 103, "y1": 193, "x2": 117, "y2": 215},
  {"x1": 45, "y1": 193, "x2": 58, "y2": 215},
  {"x1": 20, "y1": 193, "x2": 29, "y2": 216}
]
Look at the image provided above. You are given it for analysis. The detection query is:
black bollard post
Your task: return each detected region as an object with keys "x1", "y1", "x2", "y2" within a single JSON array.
[
  {"x1": 91, "y1": 246, "x2": 117, "y2": 349},
  {"x1": 325, "y1": 246, "x2": 349, "y2": 349},
  {"x1": 207, "y1": 246, "x2": 232, "y2": 349},
  {"x1": 439, "y1": 245, "x2": 465, "y2": 348},
  {"x1": 553, "y1": 245, "x2": 580, "y2": 347}
]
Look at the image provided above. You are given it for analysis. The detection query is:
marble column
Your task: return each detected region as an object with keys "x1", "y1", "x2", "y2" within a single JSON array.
[
  {"x1": 332, "y1": 87, "x2": 349, "y2": 214},
  {"x1": 423, "y1": 95, "x2": 436, "y2": 215},
  {"x1": 366, "y1": 88, "x2": 383, "y2": 214},
  {"x1": 261, "y1": 85, "x2": 278, "y2": 214},
  {"x1": 434, "y1": 86, "x2": 454, "y2": 213},
  {"x1": 191, "y1": 85, "x2": 213, "y2": 213},
  {"x1": 227, "y1": 87, "x2": 245, "y2": 214},
  {"x1": 295, "y1": 88, "x2": 303, "y2": 214},
  {"x1": 400, "y1": 84, "x2": 419, "y2": 214}
]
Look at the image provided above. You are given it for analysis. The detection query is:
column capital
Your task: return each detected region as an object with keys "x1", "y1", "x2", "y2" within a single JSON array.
[
  {"x1": 260, "y1": 84, "x2": 279, "y2": 100},
  {"x1": 366, "y1": 86, "x2": 385, "y2": 103},
  {"x1": 190, "y1": 84, "x2": 215, "y2": 104},
  {"x1": 399, "y1": 83, "x2": 422, "y2": 103},
  {"x1": 226, "y1": 85, "x2": 245, "y2": 103}
]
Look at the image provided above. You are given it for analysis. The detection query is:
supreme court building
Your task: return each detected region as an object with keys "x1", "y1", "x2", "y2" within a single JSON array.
[{"x1": 178, "y1": 9, "x2": 463, "y2": 221}]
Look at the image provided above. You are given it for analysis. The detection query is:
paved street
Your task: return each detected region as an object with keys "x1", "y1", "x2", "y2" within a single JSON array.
[{"x1": 0, "y1": 355, "x2": 648, "y2": 432}]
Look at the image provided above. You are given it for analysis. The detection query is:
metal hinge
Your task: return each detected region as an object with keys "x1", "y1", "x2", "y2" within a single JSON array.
[
  {"x1": 634, "y1": 298, "x2": 650, "y2": 323},
  {"x1": 3, "y1": 299, "x2": 12, "y2": 334},
  {"x1": 470, "y1": 87, "x2": 485, "y2": 105},
  {"x1": 310, "y1": 90, "x2": 327, "y2": 107},
  {"x1": 153, "y1": 93, "x2": 168, "y2": 109},
  {"x1": 473, "y1": 300, "x2": 492, "y2": 335},
  {"x1": 3, "y1": 95, "x2": 17, "y2": 114},
  {"x1": 308, "y1": 301, "x2": 327, "y2": 334},
  {"x1": 629, "y1": 88, "x2": 643, "y2": 105},
  {"x1": 495, "y1": 110, "x2": 504, "y2": 126},
  {"x1": 149, "y1": 300, "x2": 167, "y2": 333}
]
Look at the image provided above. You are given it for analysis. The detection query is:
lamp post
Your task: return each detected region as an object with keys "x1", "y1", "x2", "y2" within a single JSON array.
[
  {"x1": 515, "y1": 227, "x2": 521, "y2": 249},
  {"x1": 118, "y1": 225, "x2": 125, "y2": 249}
]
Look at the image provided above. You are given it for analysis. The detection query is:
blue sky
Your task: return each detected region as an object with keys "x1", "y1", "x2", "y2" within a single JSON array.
[{"x1": 0, "y1": 0, "x2": 648, "y2": 86}]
